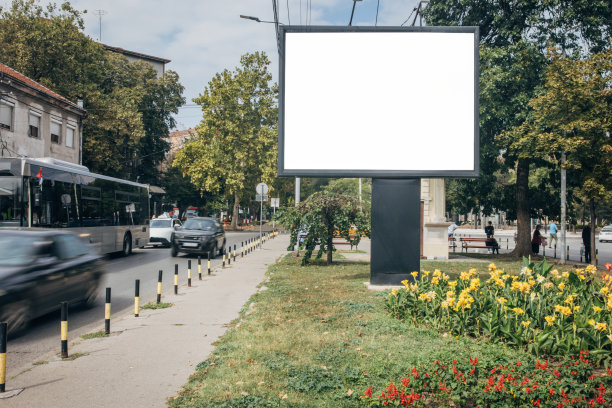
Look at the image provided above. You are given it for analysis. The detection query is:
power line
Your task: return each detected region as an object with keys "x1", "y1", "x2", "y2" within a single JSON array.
[
  {"x1": 400, "y1": 7, "x2": 417, "y2": 26},
  {"x1": 375, "y1": 0, "x2": 380, "y2": 26}
]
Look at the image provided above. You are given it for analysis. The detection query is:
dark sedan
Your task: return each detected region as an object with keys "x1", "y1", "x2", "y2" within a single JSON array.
[
  {"x1": 0, "y1": 230, "x2": 105, "y2": 336},
  {"x1": 171, "y1": 217, "x2": 225, "y2": 257}
]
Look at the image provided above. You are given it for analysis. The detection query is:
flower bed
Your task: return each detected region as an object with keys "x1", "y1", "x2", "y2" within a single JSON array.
[
  {"x1": 360, "y1": 353, "x2": 612, "y2": 407},
  {"x1": 385, "y1": 259, "x2": 612, "y2": 365}
]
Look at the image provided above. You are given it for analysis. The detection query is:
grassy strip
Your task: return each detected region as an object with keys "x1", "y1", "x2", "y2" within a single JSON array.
[
  {"x1": 80, "y1": 330, "x2": 109, "y2": 340},
  {"x1": 170, "y1": 256, "x2": 565, "y2": 407},
  {"x1": 141, "y1": 302, "x2": 174, "y2": 310}
]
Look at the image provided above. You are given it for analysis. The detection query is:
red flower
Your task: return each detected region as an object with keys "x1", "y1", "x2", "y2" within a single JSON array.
[
  {"x1": 470, "y1": 368, "x2": 476, "y2": 376},
  {"x1": 534, "y1": 399, "x2": 541, "y2": 406},
  {"x1": 548, "y1": 388, "x2": 556, "y2": 395},
  {"x1": 439, "y1": 382, "x2": 450, "y2": 392},
  {"x1": 401, "y1": 377, "x2": 410, "y2": 387},
  {"x1": 605, "y1": 263, "x2": 611, "y2": 271},
  {"x1": 363, "y1": 386, "x2": 373, "y2": 398}
]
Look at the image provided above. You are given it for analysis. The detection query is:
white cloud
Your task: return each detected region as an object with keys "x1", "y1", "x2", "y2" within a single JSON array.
[{"x1": 39, "y1": 0, "x2": 422, "y2": 129}]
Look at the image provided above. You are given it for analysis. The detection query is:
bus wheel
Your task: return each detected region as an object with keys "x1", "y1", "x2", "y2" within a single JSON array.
[{"x1": 122, "y1": 233, "x2": 132, "y2": 256}]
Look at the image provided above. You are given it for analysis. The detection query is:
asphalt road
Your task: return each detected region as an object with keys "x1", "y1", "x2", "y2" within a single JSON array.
[{"x1": 5, "y1": 231, "x2": 263, "y2": 376}]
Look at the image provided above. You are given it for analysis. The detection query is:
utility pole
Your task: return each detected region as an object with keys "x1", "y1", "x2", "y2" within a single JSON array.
[
  {"x1": 295, "y1": 177, "x2": 301, "y2": 206},
  {"x1": 560, "y1": 151, "x2": 567, "y2": 264},
  {"x1": 94, "y1": 10, "x2": 107, "y2": 42}
]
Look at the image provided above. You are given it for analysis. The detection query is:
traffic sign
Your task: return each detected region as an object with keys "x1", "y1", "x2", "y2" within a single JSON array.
[
  {"x1": 270, "y1": 198, "x2": 280, "y2": 208},
  {"x1": 256, "y1": 195, "x2": 268, "y2": 202},
  {"x1": 256, "y1": 183, "x2": 269, "y2": 195}
]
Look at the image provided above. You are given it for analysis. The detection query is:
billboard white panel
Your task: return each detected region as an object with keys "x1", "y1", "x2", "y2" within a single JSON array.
[{"x1": 278, "y1": 27, "x2": 479, "y2": 177}]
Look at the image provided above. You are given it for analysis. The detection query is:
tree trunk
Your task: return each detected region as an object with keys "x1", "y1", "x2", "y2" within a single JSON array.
[
  {"x1": 512, "y1": 158, "x2": 532, "y2": 257},
  {"x1": 590, "y1": 200, "x2": 596, "y2": 265},
  {"x1": 326, "y1": 216, "x2": 333, "y2": 266},
  {"x1": 231, "y1": 192, "x2": 239, "y2": 230}
]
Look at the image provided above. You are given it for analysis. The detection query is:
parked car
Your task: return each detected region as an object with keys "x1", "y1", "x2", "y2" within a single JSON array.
[
  {"x1": 171, "y1": 217, "x2": 225, "y2": 257},
  {"x1": 149, "y1": 217, "x2": 182, "y2": 247},
  {"x1": 0, "y1": 230, "x2": 105, "y2": 336},
  {"x1": 599, "y1": 225, "x2": 612, "y2": 243}
]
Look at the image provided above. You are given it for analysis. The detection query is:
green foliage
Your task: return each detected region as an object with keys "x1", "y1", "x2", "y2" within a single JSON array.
[
  {"x1": 0, "y1": 0, "x2": 185, "y2": 183},
  {"x1": 174, "y1": 52, "x2": 277, "y2": 229},
  {"x1": 275, "y1": 191, "x2": 370, "y2": 265}
]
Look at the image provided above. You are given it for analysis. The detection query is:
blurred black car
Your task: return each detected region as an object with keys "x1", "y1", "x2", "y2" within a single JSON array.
[
  {"x1": 171, "y1": 217, "x2": 225, "y2": 257},
  {"x1": 0, "y1": 230, "x2": 105, "y2": 336}
]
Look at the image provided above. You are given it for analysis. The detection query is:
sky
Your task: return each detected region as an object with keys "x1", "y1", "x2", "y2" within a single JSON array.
[{"x1": 40, "y1": 0, "x2": 423, "y2": 130}]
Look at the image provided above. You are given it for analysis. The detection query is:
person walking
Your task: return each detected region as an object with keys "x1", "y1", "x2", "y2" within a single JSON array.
[
  {"x1": 582, "y1": 224, "x2": 592, "y2": 263},
  {"x1": 448, "y1": 221, "x2": 459, "y2": 238},
  {"x1": 531, "y1": 224, "x2": 543, "y2": 254},
  {"x1": 548, "y1": 220, "x2": 558, "y2": 248},
  {"x1": 485, "y1": 221, "x2": 494, "y2": 238}
]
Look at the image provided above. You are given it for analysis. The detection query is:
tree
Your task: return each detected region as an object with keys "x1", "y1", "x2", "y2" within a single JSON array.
[
  {"x1": 174, "y1": 52, "x2": 277, "y2": 229},
  {"x1": 275, "y1": 191, "x2": 370, "y2": 265},
  {"x1": 0, "y1": 0, "x2": 185, "y2": 182},
  {"x1": 528, "y1": 47, "x2": 612, "y2": 263},
  {"x1": 424, "y1": 0, "x2": 611, "y2": 256}
]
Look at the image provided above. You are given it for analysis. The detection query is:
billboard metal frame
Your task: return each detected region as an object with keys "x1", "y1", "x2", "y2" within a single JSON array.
[{"x1": 277, "y1": 25, "x2": 480, "y2": 178}]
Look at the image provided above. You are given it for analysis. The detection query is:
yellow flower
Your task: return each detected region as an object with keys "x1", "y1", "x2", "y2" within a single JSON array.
[
  {"x1": 521, "y1": 321, "x2": 531, "y2": 328},
  {"x1": 449, "y1": 280, "x2": 458, "y2": 288},
  {"x1": 459, "y1": 271, "x2": 471, "y2": 281},
  {"x1": 558, "y1": 282, "x2": 566, "y2": 291},
  {"x1": 409, "y1": 283, "x2": 419, "y2": 292},
  {"x1": 520, "y1": 267, "x2": 532, "y2": 276},
  {"x1": 607, "y1": 333, "x2": 612, "y2": 342},
  {"x1": 536, "y1": 276, "x2": 546, "y2": 284},
  {"x1": 562, "y1": 272, "x2": 570, "y2": 279},
  {"x1": 446, "y1": 290, "x2": 455, "y2": 298},
  {"x1": 431, "y1": 277, "x2": 440, "y2": 285},
  {"x1": 545, "y1": 315, "x2": 556, "y2": 326},
  {"x1": 390, "y1": 289, "x2": 398, "y2": 296},
  {"x1": 544, "y1": 282, "x2": 554, "y2": 289},
  {"x1": 418, "y1": 291, "x2": 436, "y2": 302},
  {"x1": 512, "y1": 307, "x2": 525, "y2": 315},
  {"x1": 489, "y1": 263, "x2": 497, "y2": 271},
  {"x1": 511, "y1": 281, "x2": 531, "y2": 294},
  {"x1": 585, "y1": 265, "x2": 597, "y2": 275},
  {"x1": 550, "y1": 269, "x2": 560, "y2": 278},
  {"x1": 594, "y1": 322, "x2": 607, "y2": 332},
  {"x1": 497, "y1": 297, "x2": 508, "y2": 305},
  {"x1": 422, "y1": 270, "x2": 431, "y2": 277},
  {"x1": 574, "y1": 305, "x2": 580, "y2": 312},
  {"x1": 554, "y1": 304, "x2": 572, "y2": 316},
  {"x1": 442, "y1": 273, "x2": 450, "y2": 281},
  {"x1": 411, "y1": 271, "x2": 419, "y2": 279},
  {"x1": 602, "y1": 286, "x2": 609, "y2": 295},
  {"x1": 564, "y1": 294, "x2": 577, "y2": 304},
  {"x1": 433, "y1": 269, "x2": 442, "y2": 278},
  {"x1": 469, "y1": 278, "x2": 480, "y2": 291},
  {"x1": 401, "y1": 279, "x2": 410, "y2": 289},
  {"x1": 593, "y1": 306, "x2": 603, "y2": 313}
]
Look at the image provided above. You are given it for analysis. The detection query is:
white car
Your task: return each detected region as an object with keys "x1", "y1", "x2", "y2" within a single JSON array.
[
  {"x1": 599, "y1": 225, "x2": 612, "y2": 243},
  {"x1": 149, "y1": 218, "x2": 182, "y2": 247}
]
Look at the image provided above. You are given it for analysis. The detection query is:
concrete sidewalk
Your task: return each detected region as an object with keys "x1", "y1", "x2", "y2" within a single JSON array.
[{"x1": 1, "y1": 234, "x2": 290, "y2": 408}]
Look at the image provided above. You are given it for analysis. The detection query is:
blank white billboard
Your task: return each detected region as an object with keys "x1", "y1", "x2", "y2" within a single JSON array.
[{"x1": 278, "y1": 27, "x2": 479, "y2": 177}]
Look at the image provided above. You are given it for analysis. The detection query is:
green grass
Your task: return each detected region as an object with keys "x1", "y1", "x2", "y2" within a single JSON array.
[
  {"x1": 141, "y1": 302, "x2": 174, "y2": 310},
  {"x1": 170, "y1": 256, "x2": 554, "y2": 408},
  {"x1": 80, "y1": 330, "x2": 109, "y2": 340},
  {"x1": 61, "y1": 352, "x2": 87, "y2": 361}
]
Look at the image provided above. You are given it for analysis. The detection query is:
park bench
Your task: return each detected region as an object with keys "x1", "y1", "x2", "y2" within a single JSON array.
[
  {"x1": 448, "y1": 236, "x2": 457, "y2": 250},
  {"x1": 460, "y1": 237, "x2": 499, "y2": 254},
  {"x1": 333, "y1": 235, "x2": 358, "y2": 250}
]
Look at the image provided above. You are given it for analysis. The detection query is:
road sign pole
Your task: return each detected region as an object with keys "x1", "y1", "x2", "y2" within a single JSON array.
[{"x1": 260, "y1": 198, "x2": 263, "y2": 248}]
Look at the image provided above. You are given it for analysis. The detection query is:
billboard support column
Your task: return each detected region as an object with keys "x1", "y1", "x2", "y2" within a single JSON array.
[{"x1": 370, "y1": 178, "x2": 421, "y2": 285}]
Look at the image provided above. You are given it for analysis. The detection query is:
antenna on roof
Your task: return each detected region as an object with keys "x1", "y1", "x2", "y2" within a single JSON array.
[{"x1": 94, "y1": 9, "x2": 107, "y2": 42}]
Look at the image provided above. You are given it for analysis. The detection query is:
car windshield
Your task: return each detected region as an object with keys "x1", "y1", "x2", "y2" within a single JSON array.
[
  {"x1": 184, "y1": 219, "x2": 215, "y2": 231},
  {"x1": 0, "y1": 236, "x2": 36, "y2": 266},
  {"x1": 151, "y1": 219, "x2": 172, "y2": 228},
  {"x1": 602, "y1": 226, "x2": 612, "y2": 232}
]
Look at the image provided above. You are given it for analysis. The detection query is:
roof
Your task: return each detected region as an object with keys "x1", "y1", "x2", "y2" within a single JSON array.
[
  {"x1": 0, "y1": 63, "x2": 85, "y2": 113},
  {"x1": 102, "y1": 44, "x2": 171, "y2": 64}
]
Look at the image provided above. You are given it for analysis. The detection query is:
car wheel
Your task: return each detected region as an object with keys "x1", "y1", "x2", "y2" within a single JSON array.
[
  {"x1": 171, "y1": 245, "x2": 179, "y2": 257},
  {"x1": 218, "y1": 242, "x2": 225, "y2": 258},
  {"x1": 122, "y1": 233, "x2": 132, "y2": 256},
  {"x1": 83, "y1": 277, "x2": 101, "y2": 308},
  {"x1": 0, "y1": 299, "x2": 31, "y2": 337}
]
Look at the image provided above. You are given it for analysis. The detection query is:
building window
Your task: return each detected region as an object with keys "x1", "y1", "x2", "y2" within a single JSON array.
[
  {"x1": 51, "y1": 120, "x2": 61, "y2": 144},
  {"x1": 66, "y1": 126, "x2": 75, "y2": 148},
  {"x1": 0, "y1": 102, "x2": 13, "y2": 130},
  {"x1": 28, "y1": 113, "x2": 40, "y2": 138}
]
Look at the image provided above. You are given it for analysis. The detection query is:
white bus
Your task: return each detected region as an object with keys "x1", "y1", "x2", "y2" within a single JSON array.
[{"x1": 0, "y1": 157, "x2": 149, "y2": 255}]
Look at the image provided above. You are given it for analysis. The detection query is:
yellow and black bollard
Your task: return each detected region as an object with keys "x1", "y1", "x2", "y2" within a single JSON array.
[
  {"x1": 207, "y1": 252, "x2": 211, "y2": 275},
  {"x1": 61, "y1": 301, "x2": 68, "y2": 358},
  {"x1": 596, "y1": 249, "x2": 598, "y2": 266},
  {"x1": 241, "y1": 241, "x2": 244, "y2": 257},
  {"x1": 233, "y1": 244, "x2": 236, "y2": 262},
  {"x1": 554, "y1": 244, "x2": 557, "y2": 259},
  {"x1": 134, "y1": 279, "x2": 140, "y2": 317},
  {"x1": 174, "y1": 264, "x2": 179, "y2": 295},
  {"x1": 227, "y1": 248, "x2": 231, "y2": 265},
  {"x1": 222, "y1": 249, "x2": 226, "y2": 268},
  {"x1": 198, "y1": 256, "x2": 202, "y2": 280},
  {"x1": 104, "y1": 288, "x2": 111, "y2": 335},
  {"x1": 580, "y1": 248, "x2": 583, "y2": 263},
  {"x1": 566, "y1": 246, "x2": 570, "y2": 261},
  {"x1": 188, "y1": 260, "x2": 192, "y2": 287},
  {"x1": 157, "y1": 270, "x2": 163, "y2": 304},
  {"x1": 0, "y1": 321, "x2": 6, "y2": 392}
]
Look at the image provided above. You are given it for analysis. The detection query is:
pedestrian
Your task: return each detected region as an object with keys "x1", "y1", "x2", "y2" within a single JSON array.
[
  {"x1": 485, "y1": 221, "x2": 494, "y2": 238},
  {"x1": 448, "y1": 221, "x2": 459, "y2": 238},
  {"x1": 531, "y1": 224, "x2": 543, "y2": 254},
  {"x1": 582, "y1": 223, "x2": 591, "y2": 263},
  {"x1": 486, "y1": 233, "x2": 499, "y2": 254},
  {"x1": 548, "y1": 220, "x2": 558, "y2": 248}
]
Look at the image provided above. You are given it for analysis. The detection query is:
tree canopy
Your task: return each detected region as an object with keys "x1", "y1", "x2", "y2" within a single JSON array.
[{"x1": 173, "y1": 52, "x2": 277, "y2": 229}]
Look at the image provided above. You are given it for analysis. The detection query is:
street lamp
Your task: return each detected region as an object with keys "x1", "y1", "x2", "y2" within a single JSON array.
[{"x1": 239, "y1": 15, "x2": 283, "y2": 25}]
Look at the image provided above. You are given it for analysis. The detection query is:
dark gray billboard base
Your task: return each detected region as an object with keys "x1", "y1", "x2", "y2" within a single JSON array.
[{"x1": 370, "y1": 178, "x2": 421, "y2": 285}]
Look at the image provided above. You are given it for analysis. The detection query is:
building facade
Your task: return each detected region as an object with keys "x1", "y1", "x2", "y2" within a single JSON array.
[
  {"x1": 102, "y1": 44, "x2": 170, "y2": 78},
  {"x1": 0, "y1": 64, "x2": 86, "y2": 164}
]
